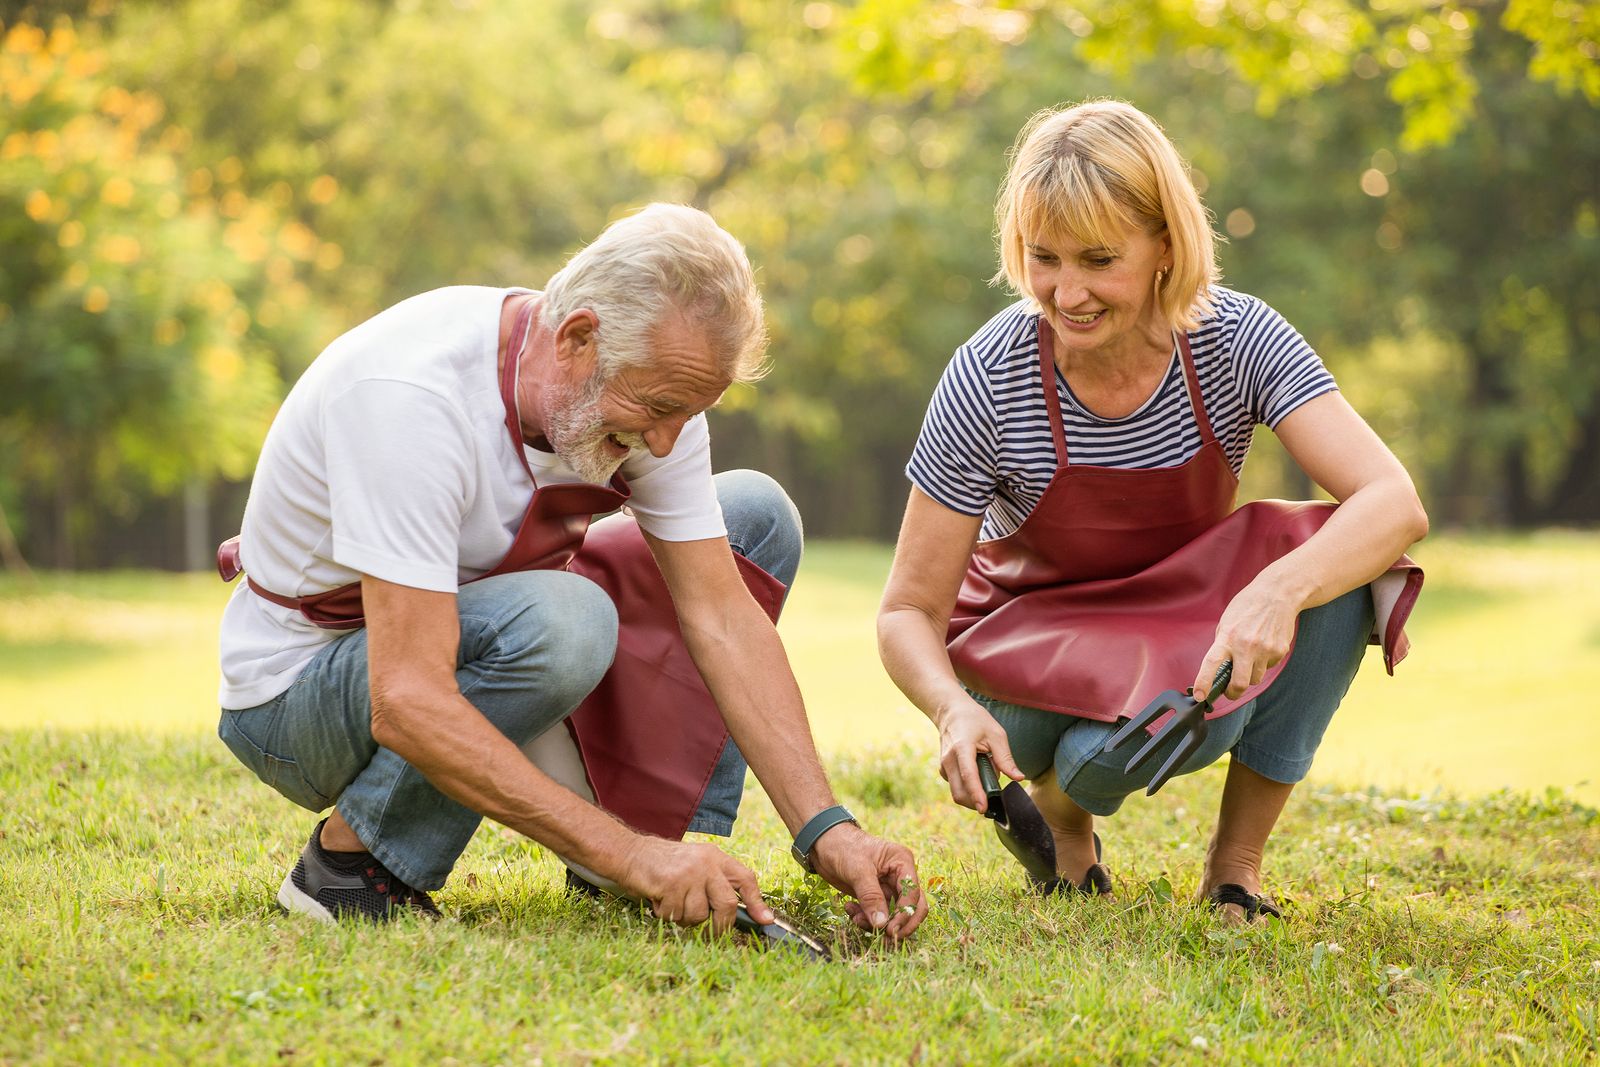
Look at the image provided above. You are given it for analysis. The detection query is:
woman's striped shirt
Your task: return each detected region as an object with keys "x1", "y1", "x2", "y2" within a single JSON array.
[{"x1": 906, "y1": 287, "x2": 1337, "y2": 540}]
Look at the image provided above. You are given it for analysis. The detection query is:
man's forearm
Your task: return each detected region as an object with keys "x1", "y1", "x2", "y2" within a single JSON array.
[
  {"x1": 371, "y1": 688, "x2": 639, "y2": 877},
  {"x1": 680, "y1": 603, "x2": 838, "y2": 835}
]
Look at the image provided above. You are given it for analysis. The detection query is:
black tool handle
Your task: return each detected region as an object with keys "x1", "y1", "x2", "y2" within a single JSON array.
[
  {"x1": 1201, "y1": 660, "x2": 1234, "y2": 707},
  {"x1": 976, "y1": 752, "x2": 1004, "y2": 820}
]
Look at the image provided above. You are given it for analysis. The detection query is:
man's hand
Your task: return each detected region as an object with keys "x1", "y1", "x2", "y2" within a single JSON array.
[
  {"x1": 617, "y1": 837, "x2": 775, "y2": 934},
  {"x1": 807, "y1": 823, "x2": 927, "y2": 943}
]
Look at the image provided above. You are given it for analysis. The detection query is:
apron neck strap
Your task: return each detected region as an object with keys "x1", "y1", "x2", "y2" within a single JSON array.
[
  {"x1": 1175, "y1": 332, "x2": 1218, "y2": 446},
  {"x1": 1035, "y1": 320, "x2": 1218, "y2": 464},
  {"x1": 502, "y1": 296, "x2": 539, "y2": 484},
  {"x1": 1035, "y1": 318, "x2": 1071, "y2": 467}
]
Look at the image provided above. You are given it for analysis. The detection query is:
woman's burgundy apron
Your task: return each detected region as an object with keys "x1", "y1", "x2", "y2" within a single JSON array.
[
  {"x1": 946, "y1": 319, "x2": 1423, "y2": 727},
  {"x1": 217, "y1": 300, "x2": 786, "y2": 840}
]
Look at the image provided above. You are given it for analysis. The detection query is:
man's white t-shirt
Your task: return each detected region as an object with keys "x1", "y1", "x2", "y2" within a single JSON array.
[{"x1": 218, "y1": 285, "x2": 726, "y2": 710}]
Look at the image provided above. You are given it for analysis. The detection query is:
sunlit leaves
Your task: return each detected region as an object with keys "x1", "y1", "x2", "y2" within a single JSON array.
[
  {"x1": 0, "y1": 16, "x2": 317, "y2": 546},
  {"x1": 1504, "y1": 0, "x2": 1600, "y2": 101}
]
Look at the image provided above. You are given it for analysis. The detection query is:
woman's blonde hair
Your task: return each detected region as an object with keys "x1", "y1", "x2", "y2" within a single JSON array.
[{"x1": 994, "y1": 100, "x2": 1219, "y2": 331}]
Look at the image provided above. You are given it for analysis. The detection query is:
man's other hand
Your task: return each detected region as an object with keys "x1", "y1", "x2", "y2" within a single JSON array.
[
  {"x1": 618, "y1": 838, "x2": 774, "y2": 934},
  {"x1": 808, "y1": 824, "x2": 927, "y2": 943}
]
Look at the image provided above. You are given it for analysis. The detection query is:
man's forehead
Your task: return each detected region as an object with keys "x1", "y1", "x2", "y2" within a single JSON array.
[{"x1": 614, "y1": 353, "x2": 729, "y2": 405}]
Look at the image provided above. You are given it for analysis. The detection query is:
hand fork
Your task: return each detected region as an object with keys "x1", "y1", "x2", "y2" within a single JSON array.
[{"x1": 1101, "y1": 661, "x2": 1233, "y2": 796}]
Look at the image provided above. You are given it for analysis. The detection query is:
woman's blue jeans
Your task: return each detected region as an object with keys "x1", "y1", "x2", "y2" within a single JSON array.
[
  {"x1": 975, "y1": 586, "x2": 1375, "y2": 816},
  {"x1": 217, "y1": 469, "x2": 803, "y2": 891}
]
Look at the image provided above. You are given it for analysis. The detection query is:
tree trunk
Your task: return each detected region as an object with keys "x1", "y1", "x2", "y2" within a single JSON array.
[
  {"x1": 183, "y1": 478, "x2": 211, "y2": 572},
  {"x1": 1535, "y1": 397, "x2": 1600, "y2": 524},
  {"x1": 0, "y1": 496, "x2": 34, "y2": 581}
]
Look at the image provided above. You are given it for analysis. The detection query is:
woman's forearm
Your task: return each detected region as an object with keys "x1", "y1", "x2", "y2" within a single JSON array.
[
  {"x1": 1257, "y1": 477, "x2": 1428, "y2": 611},
  {"x1": 877, "y1": 606, "x2": 979, "y2": 729}
]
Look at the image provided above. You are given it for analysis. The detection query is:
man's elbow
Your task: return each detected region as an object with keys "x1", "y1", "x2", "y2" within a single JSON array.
[{"x1": 368, "y1": 680, "x2": 438, "y2": 756}]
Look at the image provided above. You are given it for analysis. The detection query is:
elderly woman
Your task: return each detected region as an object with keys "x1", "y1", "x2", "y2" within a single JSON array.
[{"x1": 877, "y1": 100, "x2": 1427, "y2": 919}]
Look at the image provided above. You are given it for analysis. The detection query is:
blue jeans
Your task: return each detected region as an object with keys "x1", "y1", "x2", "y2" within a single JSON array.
[
  {"x1": 975, "y1": 586, "x2": 1375, "y2": 816},
  {"x1": 217, "y1": 469, "x2": 803, "y2": 890}
]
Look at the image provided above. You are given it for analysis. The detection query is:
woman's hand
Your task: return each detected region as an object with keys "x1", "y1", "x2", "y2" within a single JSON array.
[
  {"x1": 937, "y1": 696, "x2": 1026, "y2": 813},
  {"x1": 1193, "y1": 577, "x2": 1303, "y2": 701}
]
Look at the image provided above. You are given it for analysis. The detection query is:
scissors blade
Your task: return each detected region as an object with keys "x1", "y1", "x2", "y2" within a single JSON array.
[{"x1": 734, "y1": 906, "x2": 832, "y2": 961}]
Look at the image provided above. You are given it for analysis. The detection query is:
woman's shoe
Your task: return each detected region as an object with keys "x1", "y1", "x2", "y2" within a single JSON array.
[
  {"x1": 1035, "y1": 832, "x2": 1113, "y2": 897},
  {"x1": 1206, "y1": 882, "x2": 1281, "y2": 921}
]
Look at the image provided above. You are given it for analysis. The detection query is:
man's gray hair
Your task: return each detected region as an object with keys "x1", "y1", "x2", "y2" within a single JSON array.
[{"x1": 540, "y1": 203, "x2": 769, "y2": 384}]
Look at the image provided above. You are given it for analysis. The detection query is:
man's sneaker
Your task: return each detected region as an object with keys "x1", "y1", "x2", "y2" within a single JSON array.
[{"x1": 277, "y1": 819, "x2": 442, "y2": 923}]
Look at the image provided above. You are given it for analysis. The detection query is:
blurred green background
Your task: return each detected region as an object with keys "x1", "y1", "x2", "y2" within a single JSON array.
[{"x1": 1, "y1": 0, "x2": 1596, "y2": 798}]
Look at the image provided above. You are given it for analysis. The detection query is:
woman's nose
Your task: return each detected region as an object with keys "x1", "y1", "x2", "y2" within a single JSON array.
[{"x1": 1053, "y1": 271, "x2": 1088, "y2": 309}]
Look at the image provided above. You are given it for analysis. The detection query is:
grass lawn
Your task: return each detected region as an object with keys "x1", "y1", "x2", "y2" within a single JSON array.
[
  {"x1": 2, "y1": 532, "x2": 1598, "y2": 1063},
  {"x1": 3, "y1": 733, "x2": 1597, "y2": 1064},
  {"x1": 4, "y1": 531, "x2": 1597, "y2": 803}
]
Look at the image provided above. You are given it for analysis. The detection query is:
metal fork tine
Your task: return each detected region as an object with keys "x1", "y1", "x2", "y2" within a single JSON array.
[
  {"x1": 1144, "y1": 723, "x2": 1208, "y2": 796},
  {"x1": 1122, "y1": 705, "x2": 1193, "y2": 775},
  {"x1": 1103, "y1": 690, "x2": 1185, "y2": 753}
]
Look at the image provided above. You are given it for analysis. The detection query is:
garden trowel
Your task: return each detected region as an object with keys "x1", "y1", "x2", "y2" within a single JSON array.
[{"x1": 976, "y1": 752, "x2": 1057, "y2": 884}]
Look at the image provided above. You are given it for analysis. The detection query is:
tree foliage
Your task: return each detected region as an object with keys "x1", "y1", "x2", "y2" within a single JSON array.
[
  {"x1": 0, "y1": 0, "x2": 1595, "y2": 566},
  {"x1": 0, "y1": 19, "x2": 328, "y2": 563}
]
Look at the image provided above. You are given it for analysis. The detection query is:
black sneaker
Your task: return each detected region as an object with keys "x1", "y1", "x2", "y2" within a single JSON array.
[{"x1": 276, "y1": 819, "x2": 442, "y2": 922}]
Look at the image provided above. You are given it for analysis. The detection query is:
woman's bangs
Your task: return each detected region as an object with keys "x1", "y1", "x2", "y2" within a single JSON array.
[{"x1": 1020, "y1": 157, "x2": 1134, "y2": 253}]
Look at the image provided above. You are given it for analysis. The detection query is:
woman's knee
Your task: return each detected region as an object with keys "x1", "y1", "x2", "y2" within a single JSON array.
[{"x1": 714, "y1": 469, "x2": 803, "y2": 587}]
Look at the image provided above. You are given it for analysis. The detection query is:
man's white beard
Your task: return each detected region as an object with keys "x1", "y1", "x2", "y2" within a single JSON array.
[{"x1": 545, "y1": 374, "x2": 645, "y2": 484}]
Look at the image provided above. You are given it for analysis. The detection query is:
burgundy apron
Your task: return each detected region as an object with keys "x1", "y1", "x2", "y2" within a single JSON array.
[
  {"x1": 946, "y1": 319, "x2": 1423, "y2": 726},
  {"x1": 218, "y1": 299, "x2": 785, "y2": 839}
]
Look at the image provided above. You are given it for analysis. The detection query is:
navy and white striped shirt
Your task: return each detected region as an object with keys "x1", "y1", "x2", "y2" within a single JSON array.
[{"x1": 907, "y1": 287, "x2": 1337, "y2": 540}]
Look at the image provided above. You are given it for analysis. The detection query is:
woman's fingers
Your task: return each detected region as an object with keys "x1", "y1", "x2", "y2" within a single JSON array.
[
  {"x1": 1191, "y1": 643, "x2": 1229, "y2": 699},
  {"x1": 989, "y1": 738, "x2": 1028, "y2": 782},
  {"x1": 943, "y1": 747, "x2": 982, "y2": 811}
]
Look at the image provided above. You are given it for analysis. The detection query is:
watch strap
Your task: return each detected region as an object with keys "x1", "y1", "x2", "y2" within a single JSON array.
[{"x1": 789, "y1": 804, "x2": 858, "y2": 873}]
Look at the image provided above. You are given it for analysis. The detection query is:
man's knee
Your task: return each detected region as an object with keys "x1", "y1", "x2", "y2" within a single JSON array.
[
  {"x1": 714, "y1": 469, "x2": 803, "y2": 587},
  {"x1": 460, "y1": 570, "x2": 618, "y2": 703}
]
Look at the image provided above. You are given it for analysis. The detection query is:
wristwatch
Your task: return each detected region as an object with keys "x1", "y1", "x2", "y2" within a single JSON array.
[{"x1": 790, "y1": 804, "x2": 859, "y2": 874}]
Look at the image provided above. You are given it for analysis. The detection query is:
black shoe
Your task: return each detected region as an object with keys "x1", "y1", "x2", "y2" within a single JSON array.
[
  {"x1": 1036, "y1": 832, "x2": 1114, "y2": 897},
  {"x1": 563, "y1": 867, "x2": 607, "y2": 900},
  {"x1": 276, "y1": 819, "x2": 441, "y2": 923},
  {"x1": 1206, "y1": 883, "x2": 1282, "y2": 921}
]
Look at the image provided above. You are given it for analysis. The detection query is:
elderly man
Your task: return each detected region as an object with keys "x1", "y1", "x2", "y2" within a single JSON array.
[{"x1": 216, "y1": 204, "x2": 925, "y2": 940}]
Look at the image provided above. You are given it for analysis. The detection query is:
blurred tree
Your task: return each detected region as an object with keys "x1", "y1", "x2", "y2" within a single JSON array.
[
  {"x1": 1, "y1": 0, "x2": 1593, "y2": 563},
  {"x1": 0, "y1": 18, "x2": 323, "y2": 565},
  {"x1": 839, "y1": 0, "x2": 1600, "y2": 528}
]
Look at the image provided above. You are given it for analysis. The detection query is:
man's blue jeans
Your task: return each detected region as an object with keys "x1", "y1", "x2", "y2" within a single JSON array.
[
  {"x1": 974, "y1": 586, "x2": 1375, "y2": 815},
  {"x1": 218, "y1": 469, "x2": 803, "y2": 891}
]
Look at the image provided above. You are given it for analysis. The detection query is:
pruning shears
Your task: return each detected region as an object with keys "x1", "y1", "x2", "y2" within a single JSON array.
[
  {"x1": 1101, "y1": 660, "x2": 1233, "y2": 796},
  {"x1": 733, "y1": 906, "x2": 831, "y2": 961},
  {"x1": 567, "y1": 865, "x2": 830, "y2": 961}
]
